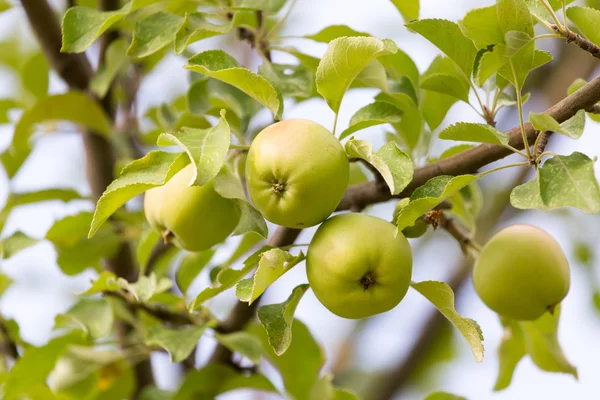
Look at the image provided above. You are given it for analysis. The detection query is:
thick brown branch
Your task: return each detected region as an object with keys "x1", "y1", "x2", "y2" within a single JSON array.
[
  {"x1": 337, "y1": 73, "x2": 600, "y2": 212},
  {"x1": 587, "y1": 104, "x2": 600, "y2": 114},
  {"x1": 552, "y1": 25, "x2": 600, "y2": 60}
]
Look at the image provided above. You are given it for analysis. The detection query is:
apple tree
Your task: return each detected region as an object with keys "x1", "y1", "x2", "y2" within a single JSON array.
[{"x1": 1, "y1": 0, "x2": 600, "y2": 398}]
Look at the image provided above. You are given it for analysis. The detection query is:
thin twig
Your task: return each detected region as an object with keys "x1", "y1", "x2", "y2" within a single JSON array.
[
  {"x1": 552, "y1": 24, "x2": 600, "y2": 59},
  {"x1": 0, "y1": 316, "x2": 18, "y2": 360},
  {"x1": 103, "y1": 291, "x2": 200, "y2": 326}
]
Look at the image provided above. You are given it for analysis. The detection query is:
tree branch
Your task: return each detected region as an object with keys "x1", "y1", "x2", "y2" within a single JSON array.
[
  {"x1": 337, "y1": 73, "x2": 600, "y2": 212},
  {"x1": 552, "y1": 25, "x2": 600, "y2": 60},
  {"x1": 0, "y1": 316, "x2": 18, "y2": 361},
  {"x1": 587, "y1": 104, "x2": 600, "y2": 114}
]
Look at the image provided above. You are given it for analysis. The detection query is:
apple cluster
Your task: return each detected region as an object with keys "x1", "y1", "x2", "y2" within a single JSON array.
[{"x1": 144, "y1": 119, "x2": 570, "y2": 321}]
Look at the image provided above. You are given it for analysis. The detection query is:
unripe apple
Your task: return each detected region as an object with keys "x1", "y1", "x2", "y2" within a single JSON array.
[
  {"x1": 245, "y1": 119, "x2": 349, "y2": 228},
  {"x1": 306, "y1": 213, "x2": 413, "y2": 319},
  {"x1": 144, "y1": 164, "x2": 240, "y2": 252},
  {"x1": 473, "y1": 224, "x2": 570, "y2": 321}
]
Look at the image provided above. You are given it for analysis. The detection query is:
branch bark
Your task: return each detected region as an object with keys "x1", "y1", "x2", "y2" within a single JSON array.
[
  {"x1": 337, "y1": 73, "x2": 600, "y2": 212},
  {"x1": 552, "y1": 25, "x2": 600, "y2": 60}
]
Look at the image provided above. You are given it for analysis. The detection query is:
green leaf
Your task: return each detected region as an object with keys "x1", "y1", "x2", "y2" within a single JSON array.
[
  {"x1": 146, "y1": 325, "x2": 208, "y2": 363},
  {"x1": 174, "y1": 364, "x2": 276, "y2": 400},
  {"x1": 116, "y1": 273, "x2": 173, "y2": 302},
  {"x1": 406, "y1": 19, "x2": 477, "y2": 76},
  {"x1": 21, "y1": 52, "x2": 49, "y2": 101},
  {"x1": 61, "y1": 5, "x2": 129, "y2": 53},
  {"x1": 497, "y1": 0, "x2": 534, "y2": 37},
  {"x1": 50, "y1": 346, "x2": 133, "y2": 398},
  {"x1": 214, "y1": 331, "x2": 262, "y2": 364},
  {"x1": 231, "y1": 0, "x2": 270, "y2": 10},
  {"x1": 91, "y1": 38, "x2": 129, "y2": 98},
  {"x1": 520, "y1": 305, "x2": 577, "y2": 377},
  {"x1": 47, "y1": 212, "x2": 122, "y2": 275},
  {"x1": 395, "y1": 175, "x2": 477, "y2": 231},
  {"x1": 538, "y1": 152, "x2": 600, "y2": 213},
  {"x1": 310, "y1": 374, "x2": 359, "y2": 400},
  {"x1": 188, "y1": 246, "x2": 270, "y2": 310},
  {"x1": 248, "y1": 319, "x2": 324, "y2": 400},
  {"x1": 175, "y1": 12, "x2": 234, "y2": 54},
  {"x1": 236, "y1": 248, "x2": 305, "y2": 304},
  {"x1": 127, "y1": 12, "x2": 183, "y2": 58},
  {"x1": 316, "y1": 36, "x2": 398, "y2": 114},
  {"x1": 222, "y1": 232, "x2": 264, "y2": 268},
  {"x1": 0, "y1": 231, "x2": 38, "y2": 259},
  {"x1": 460, "y1": 5, "x2": 503, "y2": 49},
  {"x1": 525, "y1": 0, "x2": 575, "y2": 22},
  {"x1": 304, "y1": 25, "x2": 370, "y2": 42},
  {"x1": 411, "y1": 281, "x2": 484, "y2": 362},
  {"x1": 529, "y1": 110, "x2": 586, "y2": 139},
  {"x1": 420, "y1": 73, "x2": 470, "y2": 102},
  {"x1": 0, "y1": 272, "x2": 13, "y2": 297},
  {"x1": 389, "y1": 0, "x2": 419, "y2": 21},
  {"x1": 185, "y1": 50, "x2": 283, "y2": 119},
  {"x1": 425, "y1": 392, "x2": 467, "y2": 400},
  {"x1": 54, "y1": 298, "x2": 113, "y2": 339},
  {"x1": 80, "y1": 271, "x2": 120, "y2": 295},
  {"x1": 4, "y1": 333, "x2": 86, "y2": 400},
  {"x1": 339, "y1": 102, "x2": 403, "y2": 140},
  {"x1": 157, "y1": 110, "x2": 230, "y2": 186},
  {"x1": 10, "y1": 92, "x2": 112, "y2": 155},
  {"x1": 88, "y1": 151, "x2": 188, "y2": 238},
  {"x1": 419, "y1": 56, "x2": 461, "y2": 130},
  {"x1": 259, "y1": 63, "x2": 316, "y2": 100},
  {"x1": 496, "y1": 91, "x2": 531, "y2": 107},
  {"x1": 438, "y1": 144, "x2": 475, "y2": 160},
  {"x1": 567, "y1": 6, "x2": 600, "y2": 47},
  {"x1": 494, "y1": 318, "x2": 526, "y2": 391},
  {"x1": 378, "y1": 48, "x2": 420, "y2": 87},
  {"x1": 345, "y1": 139, "x2": 413, "y2": 195},
  {"x1": 510, "y1": 173, "x2": 549, "y2": 211},
  {"x1": 352, "y1": 60, "x2": 390, "y2": 92},
  {"x1": 257, "y1": 284, "x2": 310, "y2": 356},
  {"x1": 176, "y1": 249, "x2": 215, "y2": 294},
  {"x1": 438, "y1": 122, "x2": 509, "y2": 145},
  {"x1": 0, "y1": 1, "x2": 11, "y2": 12},
  {"x1": 511, "y1": 152, "x2": 600, "y2": 213},
  {"x1": 213, "y1": 164, "x2": 268, "y2": 238}
]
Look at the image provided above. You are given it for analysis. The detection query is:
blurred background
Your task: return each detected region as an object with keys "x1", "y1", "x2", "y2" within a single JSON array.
[{"x1": 1, "y1": 0, "x2": 600, "y2": 399}]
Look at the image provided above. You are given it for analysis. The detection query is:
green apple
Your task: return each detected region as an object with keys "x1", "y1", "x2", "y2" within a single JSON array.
[
  {"x1": 245, "y1": 119, "x2": 349, "y2": 228},
  {"x1": 473, "y1": 224, "x2": 570, "y2": 321},
  {"x1": 144, "y1": 164, "x2": 240, "y2": 252},
  {"x1": 306, "y1": 213, "x2": 413, "y2": 319}
]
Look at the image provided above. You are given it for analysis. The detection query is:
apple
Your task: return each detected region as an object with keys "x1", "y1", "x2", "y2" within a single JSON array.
[
  {"x1": 306, "y1": 213, "x2": 413, "y2": 319},
  {"x1": 473, "y1": 224, "x2": 570, "y2": 321},
  {"x1": 144, "y1": 164, "x2": 240, "y2": 251},
  {"x1": 245, "y1": 119, "x2": 349, "y2": 228}
]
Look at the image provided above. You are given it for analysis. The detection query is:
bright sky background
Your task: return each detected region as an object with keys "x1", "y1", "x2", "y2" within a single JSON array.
[{"x1": 1, "y1": 0, "x2": 600, "y2": 399}]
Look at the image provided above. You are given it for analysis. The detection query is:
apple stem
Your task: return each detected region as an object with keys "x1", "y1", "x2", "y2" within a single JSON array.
[{"x1": 161, "y1": 230, "x2": 174, "y2": 244}]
